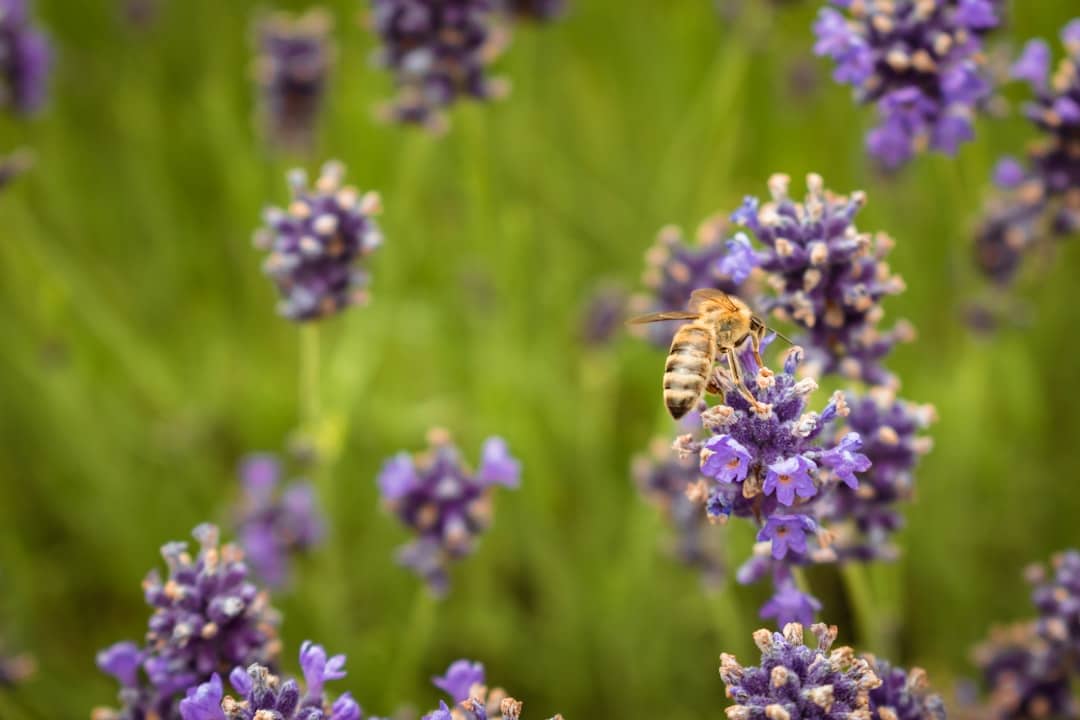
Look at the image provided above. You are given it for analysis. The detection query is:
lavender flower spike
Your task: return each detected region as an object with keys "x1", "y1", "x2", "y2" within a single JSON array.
[
  {"x1": 180, "y1": 641, "x2": 361, "y2": 720},
  {"x1": 255, "y1": 9, "x2": 334, "y2": 154},
  {"x1": 254, "y1": 161, "x2": 383, "y2": 322},
  {"x1": 814, "y1": 0, "x2": 1001, "y2": 169},
  {"x1": 377, "y1": 430, "x2": 521, "y2": 595},
  {"x1": 0, "y1": 0, "x2": 51, "y2": 115},
  {"x1": 371, "y1": 0, "x2": 510, "y2": 130},
  {"x1": 720, "y1": 623, "x2": 945, "y2": 719},
  {"x1": 731, "y1": 173, "x2": 911, "y2": 386},
  {"x1": 235, "y1": 453, "x2": 325, "y2": 588},
  {"x1": 94, "y1": 524, "x2": 280, "y2": 720},
  {"x1": 975, "y1": 18, "x2": 1080, "y2": 285}
]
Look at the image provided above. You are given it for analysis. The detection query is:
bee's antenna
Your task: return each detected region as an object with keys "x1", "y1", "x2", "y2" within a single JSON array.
[{"x1": 769, "y1": 328, "x2": 796, "y2": 346}]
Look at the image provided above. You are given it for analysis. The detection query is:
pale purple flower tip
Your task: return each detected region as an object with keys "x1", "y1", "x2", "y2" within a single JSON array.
[
  {"x1": 378, "y1": 453, "x2": 420, "y2": 500},
  {"x1": 300, "y1": 640, "x2": 348, "y2": 702},
  {"x1": 0, "y1": 0, "x2": 52, "y2": 115},
  {"x1": 1063, "y1": 19, "x2": 1080, "y2": 49},
  {"x1": 701, "y1": 435, "x2": 753, "y2": 484},
  {"x1": 433, "y1": 659, "x2": 486, "y2": 702},
  {"x1": 423, "y1": 700, "x2": 455, "y2": 720},
  {"x1": 178, "y1": 673, "x2": 226, "y2": 720},
  {"x1": 477, "y1": 437, "x2": 521, "y2": 488},
  {"x1": 763, "y1": 456, "x2": 817, "y2": 506},
  {"x1": 757, "y1": 514, "x2": 816, "y2": 559},
  {"x1": 717, "y1": 233, "x2": 759, "y2": 285},
  {"x1": 331, "y1": 692, "x2": 364, "y2": 720},
  {"x1": 819, "y1": 432, "x2": 871, "y2": 489},
  {"x1": 1011, "y1": 40, "x2": 1051, "y2": 89},
  {"x1": 229, "y1": 665, "x2": 252, "y2": 695},
  {"x1": 96, "y1": 641, "x2": 142, "y2": 688},
  {"x1": 993, "y1": 157, "x2": 1027, "y2": 189},
  {"x1": 760, "y1": 582, "x2": 822, "y2": 627}
]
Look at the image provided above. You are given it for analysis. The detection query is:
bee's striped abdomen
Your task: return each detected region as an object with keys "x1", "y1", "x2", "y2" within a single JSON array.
[{"x1": 663, "y1": 323, "x2": 715, "y2": 419}]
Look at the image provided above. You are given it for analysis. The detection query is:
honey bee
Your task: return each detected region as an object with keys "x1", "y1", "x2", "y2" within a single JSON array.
[{"x1": 630, "y1": 288, "x2": 777, "y2": 419}]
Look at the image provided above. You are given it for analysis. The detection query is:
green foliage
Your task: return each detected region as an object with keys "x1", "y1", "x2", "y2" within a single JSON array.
[{"x1": 1, "y1": 0, "x2": 1078, "y2": 717}]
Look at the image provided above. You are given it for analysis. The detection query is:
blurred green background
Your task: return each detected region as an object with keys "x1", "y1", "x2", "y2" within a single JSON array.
[{"x1": 2, "y1": 0, "x2": 1079, "y2": 717}]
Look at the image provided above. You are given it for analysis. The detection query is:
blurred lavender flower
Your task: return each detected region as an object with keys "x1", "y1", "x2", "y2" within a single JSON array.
[
  {"x1": 813, "y1": 0, "x2": 1001, "y2": 169},
  {"x1": 425, "y1": 659, "x2": 562, "y2": 720},
  {"x1": 629, "y1": 216, "x2": 754, "y2": 347},
  {"x1": 234, "y1": 454, "x2": 325, "y2": 589},
  {"x1": 632, "y1": 437, "x2": 725, "y2": 587},
  {"x1": 504, "y1": 0, "x2": 565, "y2": 22},
  {"x1": 969, "y1": 622, "x2": 1077, "y2": 720},
  {"x1": 371, "y1": 0, "x2": 509, "y2": 130},
  {"x1": 1030, "y1": 550, "x2": 1080, "y2": 659},
  {"x1": 869, "y1": 659, "x2": 948, "y2": 720},
  {"x1": 178, "y1": 641, "x2": 361, "y2": 720},
  {"x1": 0, "y1": 0, "x2": 51, "y2": 115},
  {"x1": 254, "y1": 161, "x2": 383, "y2": 322},
  {"x1": 95, "y1": 524, "x2": 280, "y2": 720},
  {"x1": 579, "y1": 281, "x2": 627, "y2": 348},
  {"x1": 974, "y1": 20, "x2": 1080, "y2": 285},
  {"x1": 377, "y1": 430, "x2": 520, "y2": 595},
  {"x1": 122, "y1": 0, "x2": 160, "y2": 28},
  {"x1": 0, "y1": 146, "x2": 32, "y2": 191},
  {"x1": 255, "y1": 10, "x2": 334, "y2": 154},
  {"x1": 674, "y1": 341, "x2": 871, "y2": 624},
  {"x1": 731, "y1": 173, "x2": 911, "y2": 387},
  {"x1": 0, "y1": 647, "x2": 34, "y2": 686},
  {"x1": 821, "y1": 388, "x2": 936, "y2": 562}
]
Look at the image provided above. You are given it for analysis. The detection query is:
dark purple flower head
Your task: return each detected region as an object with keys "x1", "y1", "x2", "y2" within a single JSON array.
[
  {"x1": 254, "y1": 161, "x2": 383, "y2": 322},
  {"x1": 731, "y1": 174, "x2": 911, "y2": 386},
  {"x1": 632, "y1": 436, "x2": 726, "y2": 587},
  {"x1": 630, "y1": 217, "x2": 756, "y2": 347},
  {"x1": 504, "y1": 0, "x2": 566, "y2": 22},
  {"x1": 868, "y1": 659, "x2": 947, "y2": 720},
  {"x1": 255, "y1": 9, "x2": 334, "y2": 153},
  {"x1": 178, "y1": 641, "x2": 361, "y2": 720},
  {"x1": 719, "y1": 623, "x2": 882, "y2": 719},
  {"x1": 377, "y1": 431, "x2": 520, "y2": 594},
  {"x1": 814, "y1": 0, "x2": 1001, "y2": 169},
  {"x1": 95, "y1": 525, "x2": 280, "y2": 720},
  {"x1": 235, "y1": 453, "x2": 325, "y2": 588},
  {"x1": 1029, "y1": 550, "x2": 1080, "y2": 658},
  {"x1": 0, "y1": 0, "x2": 51, "y2": 115},
  {"x1": 820, "y1": 388, "x2": 936, "y2": 562},
  {"x1": 975, "y1": 19, "x2": 1080, "y2": 285},
  {"x1": 970, "y1": 622, "x2": 1077, "y2": 720},
  {"x1": 372, "y1": 0, "x2": 509, "y2": 130}
]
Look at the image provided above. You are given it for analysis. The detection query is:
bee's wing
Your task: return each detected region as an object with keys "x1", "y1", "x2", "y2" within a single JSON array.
[
  {"x1": 689, "y1": 288, "x2": 740, "y2": 311},
  {"x1": 626, "y1": 311, "x2": 700, "y2": 325}
]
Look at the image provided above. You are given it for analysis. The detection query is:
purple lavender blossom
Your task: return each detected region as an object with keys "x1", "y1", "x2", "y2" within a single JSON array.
[
  {"x1": 759, "y1": 576, "x2": 822, "y2": 627},
  {"x1": 869, "y1": 659, "x2": 947, "y2": 720},
  {"x1": 629, "y1": 216, "x2": 754, "y2": 347},
  {"x1": 975, "y1": 20, "x2": 1080, "y2": 285},
  {"x1": 377, "y1": 431, "x2": 520, "y2": 595},
  {"x1": 178, "y1": 641, "x2": 361, "y2": 720},
  {"x1": 255, "y1": 10, "x2": 334, "y2": 154},
  {"x1": 821, "y1": 388, "x2": 936, "y2": 562},
  {"x1": 234, "y1": 453, "x2": 325, "y2": 588},
  {"x1": 813, "y1": 0, "x2": 1001, "y2": 169},
  {"x1": 0, "y1": 646, "x2": 34, "y2": 686},
  {"x1": 95, "y1": 524, "x2": 280, "y2": 720},
  {"x1": 371, "y1": 0, "x2": 509, "y2": 130},
  {"x1": 1030, "y1": 550, "x2": 1080, "y2": 658},
  {"x1": 719, "y1": 623, "x2": 883, "y2": 718},
  {"x1": 632, "y1": 438, "x2": 726, "y2": 587},
  {"x1": 579, "y1": 282, "x2": 627, "y2": 347},
  {"x1": 0, "y1": 0, "x2": 51, "y2": 115},
  {"x1": 254, "y1": 161, "x2": 383, "y2": 322},
  {"x1": 504, "y1": 0, "x2": 565, "y2": 22},
  {"x1": 969, "y1": 622, "x2": 1077, "y2": 720},
  {"x1": 425, "y1": 659, "x2": 562, "y2": 720},
  {"x1": 730, "y1": 173, "x2": 911, "y2": 386}
]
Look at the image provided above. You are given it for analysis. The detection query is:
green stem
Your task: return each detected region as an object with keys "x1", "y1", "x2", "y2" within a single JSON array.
[
  {"x1": 841, "y1": 562, "x2": 882, "y2": 653},
  {"x1": 384, "y1": 588, "x2": 437, "y2": 707},
  {"x1": 790, "y1": 566, "x2": 812, "y2": 595},
  {"x1": 299, "y1": 323, "x2": 321, "y2": 436}
]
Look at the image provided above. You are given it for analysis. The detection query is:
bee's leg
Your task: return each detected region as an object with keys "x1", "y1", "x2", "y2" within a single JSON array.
[
  {"x1": 723, "y1": 348, "x2": 765, "y2": 412},
  {"x1": 750, "y1": 332, "x2": 765, "y2": 370}
]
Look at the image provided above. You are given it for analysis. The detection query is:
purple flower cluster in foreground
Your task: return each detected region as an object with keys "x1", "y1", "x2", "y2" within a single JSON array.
[
  {"x1": 633, "y1": 434, "x2": 725, "y2": 587},
  {"x1": 720, "y1": 623, "x2": 944, "y2": 720},
  {"x1": 254, "y1": 161, "x2": 383, "y2": 322},
  {"x1": 425, "y1": 659, "x2": 563, "y2": 720},
  {"x1": 178, "y1": 641, "x2": 361, "y2": 720},
  {"x1": 377, "y1": 431, "x2": 520, "y2": 594},
  {"x1": 629, "y1": 216, "x2": 754, "y2": 347},
  {"x1": 813, "y1": 0, "x2": 1001, "y2": 169},
  {"x1": 371, "y1": 0, "x2": 509, "y2": 130},
  {"x1": 95, "y1": 524, "x2": 280, "y2": 720},
  {"x1": 0, "y1": 0, "x2": 50, "y2": 115},
  {"x1": 235, "y1": 454, "x2": 325, "y2": 589},
  {"x1": 730, "y1": 173, "x2": 910, "y2": 388},
  {"x1": 966, "y1": 550, "x2": 1080, "y2": 719},
  {"x1": 675, "y1": 341, "x2": 871, "y2": 625},
  {"x1": 975, "y1": 19, "x2": 1080, "y2": 286},
  {"x1": 255, "y1": 9, "x2": 334, "y2": 154}
]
